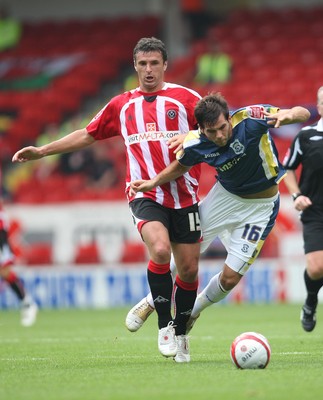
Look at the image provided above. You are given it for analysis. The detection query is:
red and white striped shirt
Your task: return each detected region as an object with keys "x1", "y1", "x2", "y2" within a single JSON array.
[{"x1": 86, "y1": 83, "x2": 202, "y2": 209}]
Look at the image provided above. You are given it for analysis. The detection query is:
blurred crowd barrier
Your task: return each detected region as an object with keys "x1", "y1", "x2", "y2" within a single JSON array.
[
  {"x1": 0, "y1": 194, "x2": 309, "y2": 309},
  {"x1": 5, "y1": 195, "x2": 302, "y2": 266},
  {"x1": 0, "y1": 259, "x2": 314, "y2": 309}
]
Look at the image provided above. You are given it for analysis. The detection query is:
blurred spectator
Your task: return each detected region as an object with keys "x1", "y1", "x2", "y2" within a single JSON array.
[
  {"x1": 181, "y1": 0, "x2": 212, "y2": 40},
  {"x1": 48, "y1": 115, "x2": 93, "y2": 176},
  {"x1": 59, "y1": 148, "x2": 92, "y2": 175},
  {"x1": 85, "y1": 142, "x2": 118, "y2": 191},
  {"x1": 194, "y1": 39, "x2": 232, "y2": 85},
  {"x1": 123, "y1": 73, "x2": 138, "y2": 92},
  {"x1": 59, "y1": 142, "x2": 118, "y2": 191},
  {"x1": 0, "y1": 4, "x2": 22, "y2": 52},
  {"x1": 0, "y1": 200, "x2": 38, "y2": 326}
]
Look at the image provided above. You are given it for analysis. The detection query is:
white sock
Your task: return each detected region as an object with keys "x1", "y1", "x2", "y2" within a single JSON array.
[
  {"x1": 191, "y1": 272, "x2": 230, "y2": 317},
  {"x1": 21, "y1": 294, "x2": 32, "y2": 305},
  {"x1": 169, "y1": 254, "x2": 177, "y2": 280},
  {"x1": 146, "y1": 292, "x2": 154, "y2": 308}
]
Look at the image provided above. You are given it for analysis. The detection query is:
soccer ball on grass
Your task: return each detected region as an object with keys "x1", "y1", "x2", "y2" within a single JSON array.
[{"x1": 230, "y1": 331, "x2": 271, "y2": 369}]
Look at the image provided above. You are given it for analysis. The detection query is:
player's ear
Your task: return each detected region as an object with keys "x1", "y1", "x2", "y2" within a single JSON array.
[
  {"x1": 163, "y1": 61, "x2": 168, "y2": 71},
  {"x1": 134, "y1": 60, "x2": 137, "y2": 71}
]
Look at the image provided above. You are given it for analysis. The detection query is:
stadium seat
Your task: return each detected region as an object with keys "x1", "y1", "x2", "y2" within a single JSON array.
[
  {"x1": 24, "y1": 242, "x2": 53, "y2": 265},
  {"x1": 120, "y1": 241, "x2": 147, "y2": 263},
  {"x1": 74, "y1": 243, "x2": 100, "y2": 264}
]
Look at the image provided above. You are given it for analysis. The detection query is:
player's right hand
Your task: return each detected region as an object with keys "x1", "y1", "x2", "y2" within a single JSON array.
[{"x1": 12, "y1": 147, "x2": 43, "y2": 163}]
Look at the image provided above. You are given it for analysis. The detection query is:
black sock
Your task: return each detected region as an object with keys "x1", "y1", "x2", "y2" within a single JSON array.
[
  {"x1": 147, "y1": 269, "x2": 173, "y2": 329},
  {"x1": 8, "y1": 279, "x2": 25, "y2": 301},
  {"x1": 173, "y1": 284, "x2": 197, "y2": 335},
  {"x1": 304, "y1": 269, "x2": 323, "y2": 308}
]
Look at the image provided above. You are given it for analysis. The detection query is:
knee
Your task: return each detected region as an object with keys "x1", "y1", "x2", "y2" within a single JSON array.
[
  {"x1": 0, "y1": 267, "x2": 9, "y2": 279},
  {"x1": 150, "y1": 243, "x2": 171, "y2": 264},
  {"x1": 307, "y1": 265, "x2": 323, "y2": 280},
  {"x1": 177, "y1": 261, "x2": 199, "y2": 282},
  {"x1": 220, "y1": 272, "x2": 241, "y2": 291},
  {"x1": 307, "y1": 254, "x2": 323, "y2": 279}
]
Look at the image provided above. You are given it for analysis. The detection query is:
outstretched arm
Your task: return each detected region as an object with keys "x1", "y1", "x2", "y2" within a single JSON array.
[
  {"x1": 130, "y1": 160, "x2": 190, "y2": 193},
  {"x1": 12, "y1": 128, "x2": 95, "y2": 163},
  {"x1": 265, "y1": 106, "x2": 310, "y2": 128}
]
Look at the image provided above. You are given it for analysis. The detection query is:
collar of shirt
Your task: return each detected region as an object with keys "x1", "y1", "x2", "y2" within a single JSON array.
[{"x1": 317, "y1": 118, "x2": 323, "y2": 132}]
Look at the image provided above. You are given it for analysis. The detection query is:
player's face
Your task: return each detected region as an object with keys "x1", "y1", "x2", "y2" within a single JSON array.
[
  {"x1": 201, "y1": 114, "x2": 232, "y2": 147},
  {"x1": 134, "y1": 51, "x2": 167, "y2": 93}
]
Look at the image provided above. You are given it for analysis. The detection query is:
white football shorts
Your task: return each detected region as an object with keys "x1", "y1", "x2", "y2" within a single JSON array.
[{"x1": 199, "y1": 182, "x2": 279, "y2": 275}]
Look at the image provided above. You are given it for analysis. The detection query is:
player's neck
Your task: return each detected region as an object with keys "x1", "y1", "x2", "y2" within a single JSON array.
[{"x1": 139, "y1": 82, "x2": 165, "y2": 94}]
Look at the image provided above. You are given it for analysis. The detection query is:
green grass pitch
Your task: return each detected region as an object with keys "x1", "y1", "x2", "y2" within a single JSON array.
[{"x1": 0, "y1": 303, "x2": 322, "y2": 400}]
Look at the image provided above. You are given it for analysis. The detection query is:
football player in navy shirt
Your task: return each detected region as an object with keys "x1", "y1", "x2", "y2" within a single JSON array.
[{"x1": 127, "y1": 92, "x2": 310, "y2": 339}]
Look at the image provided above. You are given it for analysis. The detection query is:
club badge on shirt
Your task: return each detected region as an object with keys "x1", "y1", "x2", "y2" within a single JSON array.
[{"x1": 230, "y1": 139, "x2": 245, "y2": 155}]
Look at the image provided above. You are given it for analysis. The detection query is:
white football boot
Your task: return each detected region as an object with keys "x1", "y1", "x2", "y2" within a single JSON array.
[
  {"x1": 158, "y1": 321, "x2": 177, "y2": 357},
  {"x1": 174, "y1": 335, "x2": 190, "y2": 363},
  {"x1": 21, "y1": 298, "x2": 38, "y2": 327},
  {"x1": 125, "y1": 297, "x2": 155, "y2": 332}
]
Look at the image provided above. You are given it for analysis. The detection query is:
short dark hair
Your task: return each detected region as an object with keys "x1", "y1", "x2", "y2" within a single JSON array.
[
  {"x1": 194, "y1": 92, "x2": 230, "y2": 129},
  {"x1": 133, "y1": 37, "x2": 168, "y2": 62}
]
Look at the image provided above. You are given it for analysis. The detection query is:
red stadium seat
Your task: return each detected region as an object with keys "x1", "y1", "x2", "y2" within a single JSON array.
[
  {"x1": 120, "y1": 241, "x2": 147, "y2": 263},
  {"x1": 24, "y1": 243, "x2": 53, "y2": 265},
  {"x1": 74, "y1": 243, "x2": 100, "y2": 264}
]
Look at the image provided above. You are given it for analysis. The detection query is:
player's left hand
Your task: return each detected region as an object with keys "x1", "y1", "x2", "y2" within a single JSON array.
[
  {"x1": 167, "y1": 133, "x2": 187, "y2": 153},
  {"x1": 130, "y1": 179, "x2": 155, "y2": 193},
  {"x1": 265, "y1": 109, "x2": 295, "y2": 128},
  {"x1": 294, "y1": 195, "x2": 312, "y2": 212}
]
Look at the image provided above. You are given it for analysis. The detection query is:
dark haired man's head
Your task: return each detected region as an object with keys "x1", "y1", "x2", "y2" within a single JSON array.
[
  {"x1": 194, "y1": 93, "x2": 229, "y2": 129},
  {"x1": 195, "y1": 93, "x2": 232, "y2": 147},
  {"x1": 133, "y1": 37, "x2": 168, "y2": 63}
]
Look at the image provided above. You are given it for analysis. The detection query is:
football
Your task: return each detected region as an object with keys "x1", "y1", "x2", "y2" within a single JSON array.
[{"x1": 230, "y1": 332, "x2": 271, "y2": 369}]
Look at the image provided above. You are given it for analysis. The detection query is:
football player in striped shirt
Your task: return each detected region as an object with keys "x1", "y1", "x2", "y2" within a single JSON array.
[{"x1": 12, "y1": 37, "x2": 203, "y2": 362}]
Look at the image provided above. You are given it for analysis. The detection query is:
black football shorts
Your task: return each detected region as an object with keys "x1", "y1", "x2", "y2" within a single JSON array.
[
  {"x1": 129, "y1": 198, "x2": 201, "y2": 243},
  {"x1": 301, "y1": 206, "x2": 323, "y2": 253}
]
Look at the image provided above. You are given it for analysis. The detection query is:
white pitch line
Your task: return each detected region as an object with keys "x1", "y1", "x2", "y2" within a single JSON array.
[{"x1": 276, "y1": 352, "x2": 311, "y2": 355}]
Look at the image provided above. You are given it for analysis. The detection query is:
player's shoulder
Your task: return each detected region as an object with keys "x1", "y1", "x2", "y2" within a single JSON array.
[
  {"x1": 88, "y1": 91, "x2": 133, "y2": 124},
  {"x1": 113, "y1": 88, "x2": 139, "y2": 101},
  {"x1": 183, "y1": 130, "x2": 201, "y2": 149},
  {"x1": 164, "y1": 82, "x2": 202, "y2": 99},
  {"x1": 177, "y1": 130, "x2": 201, "y2": 161},
  {"x1": 103, "y1": 89, "x2": 141, "y2": 112},
  {"x1": 231, "y1": 105, "x2": 279, "y2": 128},
  {"x1": 296, "y1": 123, "x2": 323, "y2": 144},
  {"x1": 300, "y1": 119, "x2": 322, "y2": 133}
]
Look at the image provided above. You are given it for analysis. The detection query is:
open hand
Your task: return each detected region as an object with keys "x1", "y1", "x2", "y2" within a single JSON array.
[
  {"x1": 265, "y1": 109, "x2": 296, "y2": 128},
  {"x1": 12, "y1": 147, "x2": 43, "y2": 163},
  {"x1": 167, "y1": 133, "x2": 187, "y2": 153}
]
